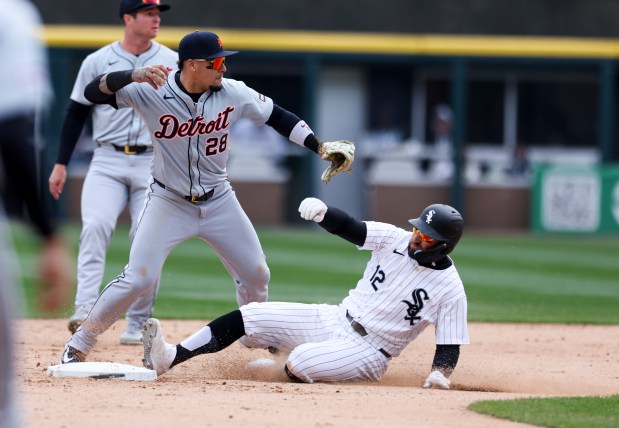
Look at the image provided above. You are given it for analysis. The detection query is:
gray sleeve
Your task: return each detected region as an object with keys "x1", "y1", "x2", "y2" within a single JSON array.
[
  {"x1": 70, "y1": 53, "x2": 98, "y2": 106},
  {"x1": 227, "y1": 80, "x2": 273, "y2": 125}
]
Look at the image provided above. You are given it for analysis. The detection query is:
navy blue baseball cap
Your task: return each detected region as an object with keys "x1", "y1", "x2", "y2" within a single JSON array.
[
  {"x1": 119, "y1": 0, "x2": 171, "y2": 18},
  {"x1": 178, "y1": 31, "x2": 239, "y2": 62}
]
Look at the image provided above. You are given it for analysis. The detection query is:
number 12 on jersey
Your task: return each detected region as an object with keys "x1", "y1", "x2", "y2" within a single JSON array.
[{"x1": 370, "y1": 265, "x2": 385, "y2": 290}]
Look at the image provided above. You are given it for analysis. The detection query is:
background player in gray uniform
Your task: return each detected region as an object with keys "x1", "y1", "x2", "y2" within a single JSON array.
[
  {"x1": 141, "y1": 198, "x2": 468, "y2": 389},
  {"x1": 1, "y1": 1, "x2": 73, "y2": 426},
  {"x1": 60, "y1": 31, "x2": 355, "y2": 364},
  {"x1": 48, "y1": 0, "x2": 177, "y2": 344}
]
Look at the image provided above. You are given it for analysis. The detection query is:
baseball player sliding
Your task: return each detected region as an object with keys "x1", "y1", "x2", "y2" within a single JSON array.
[
  {"x1": 60, "y1": 31, "x2": 355, "y2": 364},
  {"x1": 140, "y1": 198, "x2": 469, "y2": 388}
]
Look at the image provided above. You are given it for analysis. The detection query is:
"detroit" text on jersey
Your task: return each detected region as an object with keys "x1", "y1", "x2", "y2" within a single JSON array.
[{"x1": 154, "y1": 106, "x2": 235, "y2": 139}]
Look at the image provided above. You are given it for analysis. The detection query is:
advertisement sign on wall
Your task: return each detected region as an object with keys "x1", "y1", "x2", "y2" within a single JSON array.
[{"x1": 532, "y1": 165, "x2": 619, "y2": 234}]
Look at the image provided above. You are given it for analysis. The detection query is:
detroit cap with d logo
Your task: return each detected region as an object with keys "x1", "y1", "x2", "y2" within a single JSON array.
[
  {"x1": 119, "y1": 0, "x2": 171, "y2": 18},
  {"x1": 178, "y1": 31, "x2": 239, "y2": 62}
]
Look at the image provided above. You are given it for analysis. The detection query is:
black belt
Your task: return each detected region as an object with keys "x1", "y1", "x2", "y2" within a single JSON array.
[
  {"x1": 153, "y1": 178, "x2": 214, "y2": 203},
  {"x1": 346, "y1": 311, "x2": 392, "y2": 359},
  {"x1": 112, "y1": 144, "x2": 152, "y2": 155}
]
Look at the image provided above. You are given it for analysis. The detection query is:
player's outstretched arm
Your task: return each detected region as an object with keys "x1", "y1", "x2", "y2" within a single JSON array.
[
  {"x1": 84, "y1": 65, "x2": 172, "y2": 104},
  {"x1": 298, "y1": 197, "x2": 366, "y2": 246}
]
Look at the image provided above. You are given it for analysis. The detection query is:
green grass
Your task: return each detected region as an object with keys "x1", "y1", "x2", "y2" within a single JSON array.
[
  {"x1": 10, "y1": 222, "x2": 619, "y2": 323},
  {"x1": 469, "y1": 395, "x2": 619, "y2": 428},
  {"x1": 10, "y1": 223, "x2": 367, "y2": 320},
  {"x1": 458, "y1": 234, "x2": 619, "y2": 324},
  {"x1": 9, "y1": 221, "x2": 619, "y2": 426}
]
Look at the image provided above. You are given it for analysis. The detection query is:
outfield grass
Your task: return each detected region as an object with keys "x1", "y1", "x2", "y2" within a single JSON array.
[
  {"x1": 459, "y1": 233, "x2": 619, "y2": 324},
  {"x1": 10, "y1": 223, "x2": 367, "y2": 319},
  {"x1": 9, "y1": 222, "x2": 619, "y2": 324},
  {"x1": 8, "y1": 221, "x2": 619, "y2": 427}
]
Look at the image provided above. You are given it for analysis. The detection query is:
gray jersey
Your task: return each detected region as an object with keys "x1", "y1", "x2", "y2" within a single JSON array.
[
  {"x1": 115, "y1": 74, "x2": 273, "y2": 196},
  {"x1": 71, "y1": 41, "x2": 177, "y2": 147},
  {"x1": 67, "y1": 72, "x2": 277, "y2": 358},
  {"x1": 342, "y1": 221, "x2": 470, "y2": 358}
]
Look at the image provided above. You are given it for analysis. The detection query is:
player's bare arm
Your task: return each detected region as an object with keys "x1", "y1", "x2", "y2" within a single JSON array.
[
  {"x1": 131, "y1": 65, "x2": 171, "y2": 88},
  {"x1": 95, "y1": 65, "x2": 172, "y2": 96},
  {"x1": 48, "y1": 164, "x2": 67, "y2": 200}
]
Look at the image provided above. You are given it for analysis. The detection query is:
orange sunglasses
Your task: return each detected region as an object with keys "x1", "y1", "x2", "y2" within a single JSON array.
[
  {"x1": 412, "y1": 227, "x2": 435, "y2": 242},
  {"x1": 193, "y1": 57, "x2": 225, "y2": 71}
]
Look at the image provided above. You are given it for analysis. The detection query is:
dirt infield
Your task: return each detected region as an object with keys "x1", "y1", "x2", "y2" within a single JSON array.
[{"x1": 14, "y1": 319, "x2": 619, "y2": 428}]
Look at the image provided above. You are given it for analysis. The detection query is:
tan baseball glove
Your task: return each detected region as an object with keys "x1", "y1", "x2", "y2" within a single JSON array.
[{"x1": 318, "y1": 139, "x2": 355, "y2": 183}]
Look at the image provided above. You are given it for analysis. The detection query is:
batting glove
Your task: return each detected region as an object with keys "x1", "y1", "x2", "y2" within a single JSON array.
[
  {"x1": 423, "y1": 370, "x2": 451, "y2": 390},
  {"x1": 299, "y1": 198, "x2": 327, "y2": 223}
]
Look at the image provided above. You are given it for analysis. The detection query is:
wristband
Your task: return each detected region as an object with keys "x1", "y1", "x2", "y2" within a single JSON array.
[{"x1": 289, "y1": 120, "x2": 313, "y2": 146}]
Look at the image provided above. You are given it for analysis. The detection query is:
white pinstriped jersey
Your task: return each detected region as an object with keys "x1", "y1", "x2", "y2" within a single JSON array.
[
  {"x1": 115, "y1": 75, "x2": 274, "y2": 196},
  {"x1": 70, "y1": 41, "x2": 177, "y2": 147},
  {"x1": 341, "y1": 221, "x2": 469, "y2": 358}
]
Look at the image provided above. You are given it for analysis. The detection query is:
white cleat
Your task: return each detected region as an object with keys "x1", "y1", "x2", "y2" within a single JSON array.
[
  {"x1": 119, "y1": 328, "x2": 143, "y2": 345},
  {"x1": 142, "y1": 318, "x2": 176, "y2": 376}
]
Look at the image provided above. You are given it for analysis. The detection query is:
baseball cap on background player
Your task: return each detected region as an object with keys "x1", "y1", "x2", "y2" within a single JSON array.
[
  {"x1": 119, "y1": 0, "x2": 171, "y2": 19},
  {"x1": 178, "y1": 31, "x2": 239, "y2": 65},
  {"x1": 409, "y1": 204, "x2": 464, "y2": 256}
]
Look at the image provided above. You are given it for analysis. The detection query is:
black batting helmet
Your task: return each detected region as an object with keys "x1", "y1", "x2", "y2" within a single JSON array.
[{"x1": 408, "y1": 204, "x2": 464, "y2": 255}]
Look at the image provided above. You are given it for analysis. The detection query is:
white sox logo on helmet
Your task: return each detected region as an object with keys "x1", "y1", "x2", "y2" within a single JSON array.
[{"x1": 425, "y1": 210, "x2": 436, "y2": 224}]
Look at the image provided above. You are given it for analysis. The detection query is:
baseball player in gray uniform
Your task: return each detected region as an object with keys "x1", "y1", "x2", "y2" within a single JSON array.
[
  {"x1": 60, "y1": 31, "x2": 355, "y2": 364},
  {"x1": 1, "y1": 1, "x2": 73, "y2": 426},
  {"x1": 48, "y1": 0, "x2": 177, "y2": 344},
  {"x1": 140, "y1": 198, "x2": 469, "y2": 388}
]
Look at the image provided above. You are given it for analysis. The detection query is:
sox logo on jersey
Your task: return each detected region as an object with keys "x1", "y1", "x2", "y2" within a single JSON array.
[{"x1": 401, "y1": 288, "x2": 429, "y2": 325}]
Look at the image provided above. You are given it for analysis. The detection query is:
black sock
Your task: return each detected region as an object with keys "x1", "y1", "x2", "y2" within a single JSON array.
[{"x1": 170, "y1": 310, "x2": 246, "y2": 368}]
